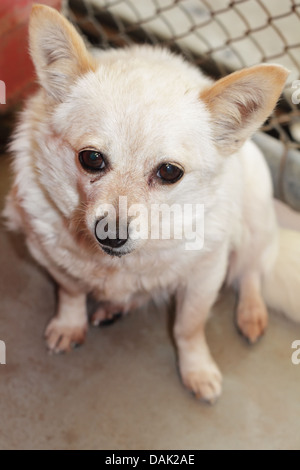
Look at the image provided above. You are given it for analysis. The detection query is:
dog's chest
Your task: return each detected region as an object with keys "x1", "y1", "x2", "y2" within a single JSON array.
[
  {"x1": 89, "y1": 253, "x2": 181, "y2": 305},
  {"x1": 67, "y1": 243, "x2": 191, "y2": 306}
]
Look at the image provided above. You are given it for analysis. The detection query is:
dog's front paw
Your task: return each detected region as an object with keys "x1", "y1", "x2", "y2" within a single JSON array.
[
  {"x1": 237, "y1": 297, "x2": 268, "y2": 343},
  {"x1": 180, "y1": 362, "x2": 222, "y2": 404},
  {"x1": 45, "y1": 317, "x2": 87, "y2": 353}
]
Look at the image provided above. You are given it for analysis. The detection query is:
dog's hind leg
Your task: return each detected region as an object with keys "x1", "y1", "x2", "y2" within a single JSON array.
[
  {"x1": 91, "y1": 302, "x2": 127, "y2": 327},
  {"x1": 236, "y1": 271, "x2": 268, "y2": 343}
]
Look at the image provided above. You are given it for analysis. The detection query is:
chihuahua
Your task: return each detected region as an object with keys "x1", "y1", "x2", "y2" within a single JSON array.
[{"x1": 4, "y1": 5, "x2": 300, "y2": 403}]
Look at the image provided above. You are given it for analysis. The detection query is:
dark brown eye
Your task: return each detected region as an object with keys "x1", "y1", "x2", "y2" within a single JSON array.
[
  {"x1": 157, "y1": 163, "x2": 184, "y2": 184},
  {"x1": 79, "y1": 150, "x2": 106, "y2": 173}
]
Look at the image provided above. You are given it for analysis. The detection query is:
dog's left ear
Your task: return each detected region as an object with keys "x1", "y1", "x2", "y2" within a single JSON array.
[
  {"x1": 200, "y1": 65, "x2": 289, "y2": 156},
  {"x1": 29, "y1": 5, "x2": 96, "y2": 101}
]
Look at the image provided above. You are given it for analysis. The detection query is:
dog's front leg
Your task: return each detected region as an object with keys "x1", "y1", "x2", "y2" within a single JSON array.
[
  {"x1": 174, "y1": 250, "x2": 228, "y2": 403},
  {"x1": 25, "y1": 240, "x2": 88, "y2": 353},
  {"x1": 45, "y1": 286, "x2": 87, "y2": 354}
]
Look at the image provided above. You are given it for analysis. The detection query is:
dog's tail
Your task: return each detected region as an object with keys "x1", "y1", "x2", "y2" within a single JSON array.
[{"x1": 262, "y1": 228, "x2": 300, "y2": 322}]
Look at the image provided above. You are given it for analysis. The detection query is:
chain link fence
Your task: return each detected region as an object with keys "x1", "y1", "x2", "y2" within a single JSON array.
[{"x1": 66, "y1": 0, "x2": 300, "y2": 210}]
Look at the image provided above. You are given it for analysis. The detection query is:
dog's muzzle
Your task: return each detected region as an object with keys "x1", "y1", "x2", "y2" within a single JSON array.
[{"x1": 94, "y1": 217, "x2": 128, "y2": 254}]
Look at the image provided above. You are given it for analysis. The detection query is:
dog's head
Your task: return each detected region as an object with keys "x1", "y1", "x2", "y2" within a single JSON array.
[{"x1": 29, "y1": 5, "x2": 288, "y2": 257}]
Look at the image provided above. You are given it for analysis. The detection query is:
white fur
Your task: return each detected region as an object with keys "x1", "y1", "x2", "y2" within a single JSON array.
[
  {"x1": 262, "y1": 229, "x2": 300, "y2": 322},
  {"x1": 3, "y1": 5, "x2": 299, "y2": 403}
]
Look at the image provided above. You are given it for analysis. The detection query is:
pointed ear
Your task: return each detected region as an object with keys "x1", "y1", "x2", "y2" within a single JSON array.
[
  {"x1": 29, "y1": 5, "x2": 96, "y2": 101},
  {"x1": 200, "y1": 65, "x2": 289, "y2": 156}
]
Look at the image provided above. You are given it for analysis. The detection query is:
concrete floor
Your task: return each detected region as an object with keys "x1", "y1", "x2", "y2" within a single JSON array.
[{"x1": 1, "y1": 153, "x2": 300, "y2": 450}]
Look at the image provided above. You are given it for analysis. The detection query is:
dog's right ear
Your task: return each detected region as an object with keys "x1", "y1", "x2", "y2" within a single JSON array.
[{"x1": 29, "y1": 5, "x2": 96, "y2": 101}]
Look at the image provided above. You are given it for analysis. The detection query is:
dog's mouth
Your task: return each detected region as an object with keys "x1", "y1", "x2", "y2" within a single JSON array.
[{"x1": 100, "y1": 245, "x2": 132, "y2": 258}]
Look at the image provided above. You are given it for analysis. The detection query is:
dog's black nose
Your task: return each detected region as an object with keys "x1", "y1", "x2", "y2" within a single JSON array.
[
  {"x1": 95, "y1": 217, "x2": 128, "y2": 249},
  {"x1": 98, "y1": 235, "x2": 127, "y2": 249}
]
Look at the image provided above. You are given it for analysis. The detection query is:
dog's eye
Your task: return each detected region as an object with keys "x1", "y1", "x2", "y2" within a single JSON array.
[
  {"x1": 157, "y1": 163, "x2": 184, "y2": 184},
  {"x1": 79, "y1": 150, "x2": 106, "y2": 172}
]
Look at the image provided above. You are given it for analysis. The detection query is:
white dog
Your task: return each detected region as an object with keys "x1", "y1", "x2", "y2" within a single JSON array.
[{"x1": 4, "y1": 5, "x2": 300, "y2": 403}]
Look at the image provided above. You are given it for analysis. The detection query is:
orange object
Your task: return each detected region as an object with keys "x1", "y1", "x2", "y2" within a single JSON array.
[{"x1": 0, "y1": 0, "x2": 62, "y2": 111}]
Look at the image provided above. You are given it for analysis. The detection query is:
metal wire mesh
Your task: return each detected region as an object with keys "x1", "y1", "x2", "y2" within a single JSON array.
[{"x1": 66, "y1": 0, "x2": 300, "y2": 208}]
